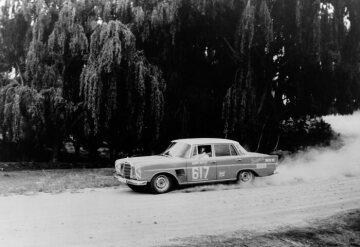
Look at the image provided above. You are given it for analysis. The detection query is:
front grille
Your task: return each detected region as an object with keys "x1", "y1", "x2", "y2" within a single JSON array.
[{"x1": 123, "y1": 163, "x2": 131, "y2": 178}]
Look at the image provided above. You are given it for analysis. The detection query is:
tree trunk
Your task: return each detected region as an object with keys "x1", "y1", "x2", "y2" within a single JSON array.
[
  {"x1": 89, "y1": 140, "x2": 98, "y2": 161},
  {"x1": 109, "y1": 144, "x2": 115, "y2": 161},
  {"x1": 256, "y1": 121, "x2": 267, "y2": 152},
  {"x1": 51, "y1": 140, "x2": 60, "y2": 163},
  {"x1": 273, "y1": 135, "x2": 280, "y2": 151},
  {"x1": 74, "y1": 142, "x2": 80, "y2": 160},
  {"x1": 15, "y1": 63, "x2": 24, "y2": 86}
]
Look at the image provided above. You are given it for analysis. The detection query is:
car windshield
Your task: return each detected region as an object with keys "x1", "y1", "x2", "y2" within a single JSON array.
[{"x1": 162, "y1": 142, "x2": 191, "y2": 158}]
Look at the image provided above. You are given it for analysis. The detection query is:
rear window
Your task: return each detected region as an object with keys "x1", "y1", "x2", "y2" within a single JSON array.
[{"x1": 230, "y1": 145, "x2": 238, "y2": 155}]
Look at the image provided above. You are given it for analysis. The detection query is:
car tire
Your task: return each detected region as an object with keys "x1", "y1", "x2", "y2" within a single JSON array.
[
  {"x1": 237, "y1": 170, "x2": 255, "y2": 184},
  {"x1": 150, "y1": 174, "x2": 172, "y2": 194},
  {"x1": 127, "y1": 184, "x2": 147, "y2": 193}
]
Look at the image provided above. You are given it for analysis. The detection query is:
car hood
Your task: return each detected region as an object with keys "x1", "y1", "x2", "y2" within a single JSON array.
[{"x1": 116, "y1": 155, "x2": 183, "y2": 167}]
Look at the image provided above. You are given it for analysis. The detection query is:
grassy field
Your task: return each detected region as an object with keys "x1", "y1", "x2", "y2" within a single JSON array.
[
  {"x1": 0, "y1": 168, "x2": 121, "y2": 195},
  {"x1": 168, "y1": 209, "x2": 360, "y2": 247}
]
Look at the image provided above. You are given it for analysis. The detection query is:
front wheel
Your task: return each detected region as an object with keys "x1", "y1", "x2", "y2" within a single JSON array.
[
  {"x1": 237, "y1": 170, "x2": 255, "y2": 184},
  {"x1": 150, "y1": 174, "x2": 172, "y2": 194}
]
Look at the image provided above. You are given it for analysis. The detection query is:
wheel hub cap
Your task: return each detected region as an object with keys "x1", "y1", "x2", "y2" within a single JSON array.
[
  {"x1": 241, "y1": 173, "x2": 250, "y2": 181},
  {"x1": 156, "y1": 177, "x2": 167, "y2": 189}
]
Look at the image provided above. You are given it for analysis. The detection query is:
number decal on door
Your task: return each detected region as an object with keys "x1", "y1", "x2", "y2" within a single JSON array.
[{"x1": 192, "y1": 166, "x2": 210, "y2": 180}]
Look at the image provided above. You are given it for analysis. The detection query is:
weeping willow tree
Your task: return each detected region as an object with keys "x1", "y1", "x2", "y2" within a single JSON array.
[
  {"x1": 0, "y1": 0, "x2": 31, "y2": 85},
  {"x1": 0, "y1": 82, "x2": 44, "y2": 160},
  {"x1": 40, "y1": 87, "x2": 75, "y2": 162},
  {"x1": 0, "y1": 82, "x2": 74, "y2": 162},
  {"x1": 1, "y1": 0, "x2": 360, "y2": 161},
  {"x1": 47, "y1": 0, "x2": 88, "y2": 101},
  {"x1": 223, "y1": 0, "x2": 274, "y2": 147},
  {"x1": 25, "y1": 0, "x2": 58, "y2": 90},
  {"x1": 11, "y1": 1, "x2": 88, "y2": 161},
  {"x1": 80, "y1": 20, "x2": 165, "y2": 153},
  {"x1": 273, "y1": 0, "x2": 360, "y2": 117}
]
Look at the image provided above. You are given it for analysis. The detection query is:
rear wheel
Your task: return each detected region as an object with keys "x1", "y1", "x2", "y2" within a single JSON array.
[
  {"x1": 237, "y1": 170, "x2": 255, "y2": 184},
  {"x1": 150, "y1": 174, "x2": 172, "y2": 194}
]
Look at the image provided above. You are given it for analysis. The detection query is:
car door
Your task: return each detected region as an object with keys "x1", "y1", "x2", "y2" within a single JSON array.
[
  {"x1": 213, "y1": 143, "x2": 252, "y2": 180},
  {"x1": 186, "y1": 144, "x2": 217, "y2": 183}
]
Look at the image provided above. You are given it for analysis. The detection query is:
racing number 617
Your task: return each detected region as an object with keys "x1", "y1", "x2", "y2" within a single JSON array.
[{"x1": 192, "y1": 166, "x2": 209, "y2": 180}]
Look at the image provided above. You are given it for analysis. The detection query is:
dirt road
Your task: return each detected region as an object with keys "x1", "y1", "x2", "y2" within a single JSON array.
[
  {"x1": 1, "y1": 113, "x2": 360, "y2": 246},
  {"x1": 0, "y1": 175, "x2": 360, "y2": 247}
]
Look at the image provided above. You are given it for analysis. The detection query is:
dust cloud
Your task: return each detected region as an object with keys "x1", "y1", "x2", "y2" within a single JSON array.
[
  {"x1": 257, "y1": 111, "x2": 360, "y2": 186},
  {"x1": 179, "y1": 111, "x2": 360, "y2": 193}
]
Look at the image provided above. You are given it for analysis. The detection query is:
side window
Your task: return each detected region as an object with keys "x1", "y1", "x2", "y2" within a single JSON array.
[
  {"x1": 214, "y1": 144, "x2": 231, "y2": 157},
  {"x1": 230, "y1": 145, "x2": 239, "y2": 156},
  {"x1": 192, "y1": 145, "x2": 212, "y2": 158}
]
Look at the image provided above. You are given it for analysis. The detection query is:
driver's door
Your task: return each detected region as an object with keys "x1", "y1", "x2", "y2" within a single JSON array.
[{"x1": 186, "y1": 144, "x2": 217, "y2": 183}]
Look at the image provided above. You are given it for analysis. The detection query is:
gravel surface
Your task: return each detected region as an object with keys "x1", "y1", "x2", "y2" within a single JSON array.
[{"x1": 0, "y1": 176, "x2": 360, "y2": 246}]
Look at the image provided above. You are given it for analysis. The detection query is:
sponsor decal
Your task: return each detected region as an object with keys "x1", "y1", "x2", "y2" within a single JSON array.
[
  {"x1": 265, "y1": 158, "x2": 275, "y2": 163},
  {"x1": 256, "y1": 163, "x2": 267, "y2": 169},
  {"x1": 218, "y1": 171, "x2": 226, "y2": 177},
  {"x1": 252, "y1": 158, "x2": 264, "y2": 163}
]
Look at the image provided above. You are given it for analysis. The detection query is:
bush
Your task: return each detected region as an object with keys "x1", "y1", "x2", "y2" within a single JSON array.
[{"x1": 278, "y1": 116, "x2": 334, "y2": 152}]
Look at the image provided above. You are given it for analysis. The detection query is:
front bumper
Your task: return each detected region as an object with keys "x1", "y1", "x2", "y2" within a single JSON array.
[{"x1": 113, "y1": 174, "x2": 147, "y2": 186}]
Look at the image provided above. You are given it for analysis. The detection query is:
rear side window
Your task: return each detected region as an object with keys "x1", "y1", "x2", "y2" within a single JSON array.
[
  {"x1": 214, "y1": 144, "x2": 239, "y2": 156},
  {"x1": 214, "y1": 144, "x2": 231, "y2": 156}
]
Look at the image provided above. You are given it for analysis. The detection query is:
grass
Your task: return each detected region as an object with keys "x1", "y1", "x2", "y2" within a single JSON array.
[
  {"x1": 0, "y1": 168, "x2": 121, "y2": 196},
  {"x1": 165, "y1": 209, "x2": 360, "y2": 247}
]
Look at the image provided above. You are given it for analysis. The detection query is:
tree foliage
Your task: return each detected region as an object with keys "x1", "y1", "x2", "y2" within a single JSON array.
[
  {"x1": 80, "y1": 20, "x2": 165, "y2": 148},
  {"x1": 0, "y1": 0, "x2": 359, "y2": 161},
  {"x1": 0, "y1": 0, "x2": 31, "y2": 83}
]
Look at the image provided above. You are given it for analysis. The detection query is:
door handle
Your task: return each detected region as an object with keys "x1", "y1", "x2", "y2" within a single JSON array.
[
  {"x1": 237, "y1": 158, "x2": 242, "y2": 161},
  {"x1": 211, "y1": 161, "x2": 217, "y2": 164}
]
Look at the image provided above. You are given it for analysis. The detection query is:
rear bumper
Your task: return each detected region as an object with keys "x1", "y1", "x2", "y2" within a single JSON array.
[{"x1": 113, "y1": 174, "x2": 147, "y2": 186}]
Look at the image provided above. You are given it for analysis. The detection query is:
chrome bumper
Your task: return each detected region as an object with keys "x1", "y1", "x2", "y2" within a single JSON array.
[{"x1": 113, "y1": 174, "x2": 147, "y2": 186}]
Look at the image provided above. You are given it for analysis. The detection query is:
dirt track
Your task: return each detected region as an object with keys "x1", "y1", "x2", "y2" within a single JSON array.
[
  {"x1": 1, "y1": 113, "x2": 360, "y2": 246},
  {"x1": 0, "y1": 175, "x2": 360, "y2": 247}
]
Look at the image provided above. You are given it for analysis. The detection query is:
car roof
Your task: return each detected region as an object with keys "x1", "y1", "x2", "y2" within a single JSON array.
[{"x1": 172, "y1": 138, "x2": 238, "y2": 145}]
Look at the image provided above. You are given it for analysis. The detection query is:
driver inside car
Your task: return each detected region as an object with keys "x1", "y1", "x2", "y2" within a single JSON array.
[{"x1": 194, "y1": 147, "x2": 209, "y2": 159}]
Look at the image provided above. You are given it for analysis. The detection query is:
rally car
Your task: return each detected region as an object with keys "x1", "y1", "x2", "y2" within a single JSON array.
[{"x1": 114, "y1": 138, "x2": 278, "y2": 193}]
